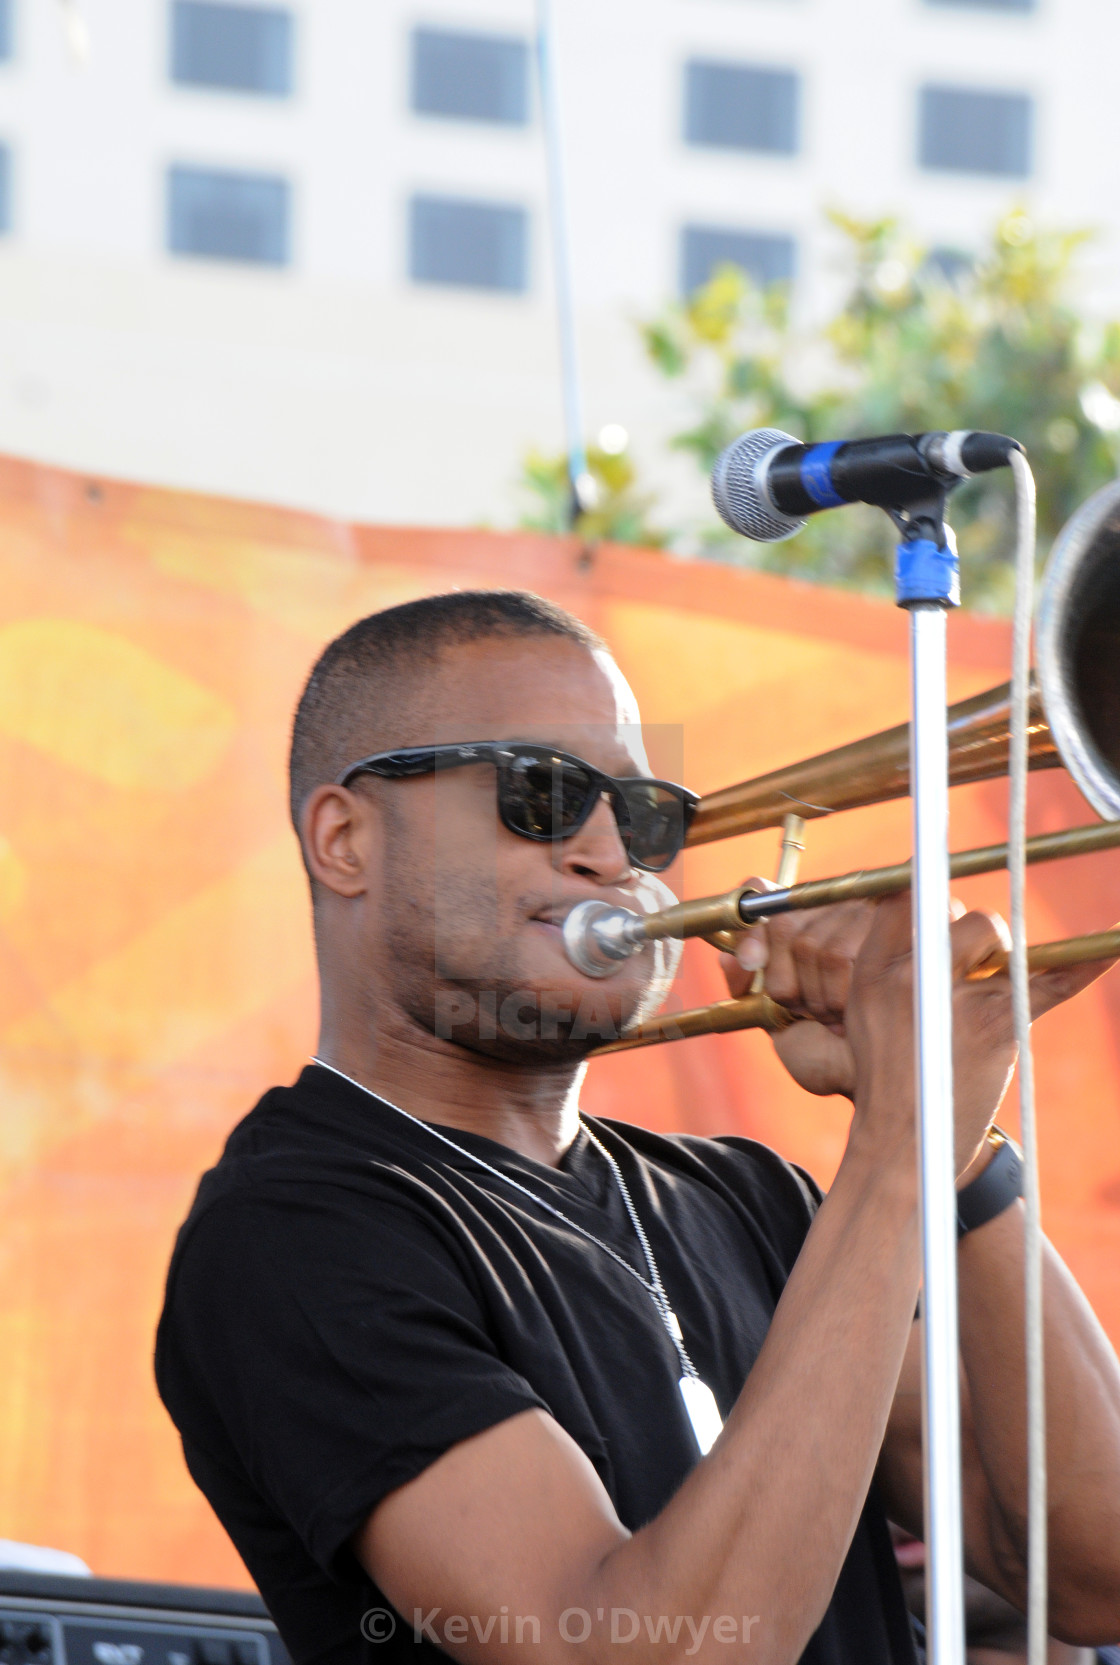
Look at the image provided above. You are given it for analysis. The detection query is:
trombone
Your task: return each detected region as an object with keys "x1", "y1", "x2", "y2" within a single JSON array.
[{"x1": 571, "y1": 477, "x2": 1120, "y2": 1052}]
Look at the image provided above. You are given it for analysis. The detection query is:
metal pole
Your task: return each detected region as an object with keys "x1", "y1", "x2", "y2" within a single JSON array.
[
  {"x1": 909, "y1": 602, "x2": 967, "y2": 1665},
  {"x1": 534, "y1": 0, "x2": 589, "y2": 526}
]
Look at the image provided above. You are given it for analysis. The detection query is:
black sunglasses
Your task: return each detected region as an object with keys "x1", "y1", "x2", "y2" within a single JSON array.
[{"x1": 337, "y1": 742, "x2": 698, "y2": 874}]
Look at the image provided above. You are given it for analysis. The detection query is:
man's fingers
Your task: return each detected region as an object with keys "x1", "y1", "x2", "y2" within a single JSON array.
[
  {"x1": 950, "y1": 909, "x2": 1012, "y2": 980},
  {"x1": 735, "y1": 932, "x2": 768, "y2": 973},
  {"x1": 762, "y1": 901, "x2": 875, "y2": 1020},
  {"x1": 851, "y1": 892, "x2": 912, "y2": 985},
  {"x1": 787, "y1": 912, "x2": 858, "y2": 1021},
  {"x1": 772, "y1": 1020, "x2": 857, "y2": 1099},
  {"x1": 720, "y1": 949, "x2": 754, "y2": 999},
  {"x1": 732, "y1": 879, "x2": 779, "y2": 974},
  {"x1": 722, "y1": 892, "x2": 1117, "y2": 1030},
  {"x1": 1029, "y1": 948, "x2": 1119, "y2": 1020},
  {"x1": 812, "y1": 909, "x2": 877, "y2": 1016}
]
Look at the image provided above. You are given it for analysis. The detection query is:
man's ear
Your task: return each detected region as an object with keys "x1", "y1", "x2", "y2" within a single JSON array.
[{"x1": 301, "y1": 784, "x2": 377, "y2": 898}]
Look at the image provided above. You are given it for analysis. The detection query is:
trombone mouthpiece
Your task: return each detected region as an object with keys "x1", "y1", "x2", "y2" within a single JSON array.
[{"x1": 561, "y1": 900, "x2": 647, "y2": 978}]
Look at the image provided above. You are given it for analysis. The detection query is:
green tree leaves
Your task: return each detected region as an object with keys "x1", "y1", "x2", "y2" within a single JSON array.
[
  {"x1": 514, "y1": 211, "x2": 1120, "y2": 612},
  {"x1": 643, "y1": 210, "x2": 1120, "y2": 610}
]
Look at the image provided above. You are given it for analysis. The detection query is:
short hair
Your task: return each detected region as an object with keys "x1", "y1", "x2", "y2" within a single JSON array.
[{"x1": 289, "y1": 589, "x2": 605, "y2": 831}]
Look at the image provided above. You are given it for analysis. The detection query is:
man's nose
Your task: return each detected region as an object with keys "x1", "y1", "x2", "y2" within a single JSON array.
[{"x1": 557, "y1": 792, "x2": 632, "y2": 884}]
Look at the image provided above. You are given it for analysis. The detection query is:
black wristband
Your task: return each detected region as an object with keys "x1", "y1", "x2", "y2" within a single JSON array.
[{"x1": 956, "y1": 1133, "x2": 1023, "y2": 1239}]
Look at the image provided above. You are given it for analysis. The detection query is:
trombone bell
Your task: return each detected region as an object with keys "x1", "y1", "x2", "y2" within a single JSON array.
[{"x1": 1036, "y1": 478, "x2": 1120, "y2": 823}]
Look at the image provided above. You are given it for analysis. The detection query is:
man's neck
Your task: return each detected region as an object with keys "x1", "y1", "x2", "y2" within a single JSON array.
[{"x1": 314, "y1": 1012, "x2": 585, "y2": 1169}]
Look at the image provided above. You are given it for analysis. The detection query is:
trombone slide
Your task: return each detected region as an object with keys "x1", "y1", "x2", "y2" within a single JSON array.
[
  {"x1": 644, "y1": 819, "x2": 1120, "y2": 947},
  {"x1": 591, "y1": 928, "x2": 1120, "y2": 1055}
]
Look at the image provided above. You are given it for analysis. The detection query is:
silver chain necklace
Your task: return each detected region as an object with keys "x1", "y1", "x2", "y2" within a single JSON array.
[{"x1": 310, "y1": 1057, "x2": 724, "y2": 1454}]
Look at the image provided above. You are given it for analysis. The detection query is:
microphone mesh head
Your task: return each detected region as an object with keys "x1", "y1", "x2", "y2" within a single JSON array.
[{"x1": 711, "y1": 427, "x2": 807, "y2": 543}]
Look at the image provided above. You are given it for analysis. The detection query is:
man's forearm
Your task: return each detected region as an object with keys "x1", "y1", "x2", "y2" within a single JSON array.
[
  {"x1": 957, "y1": 1202, "x2": 1120, "y2": 1640},
  {"x1": 581, "y1": 1140, "x2": 922, "y2": 1665}
]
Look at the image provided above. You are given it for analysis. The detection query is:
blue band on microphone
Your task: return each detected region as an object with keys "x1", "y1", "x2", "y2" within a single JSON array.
[
  {"x1": 895, "y1": 538, "x2": 960, "y2": 608},
  {"x1": 798, "y1": 441, "x2": 846, "y2": 509}
]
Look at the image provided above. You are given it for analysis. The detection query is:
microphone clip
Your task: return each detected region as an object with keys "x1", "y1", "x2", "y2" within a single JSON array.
[{"x1": 890, "y1": 492, "x2": 961, "y2": 609}]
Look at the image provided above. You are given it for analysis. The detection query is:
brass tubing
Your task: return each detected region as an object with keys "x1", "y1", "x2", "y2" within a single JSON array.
[
  {"x1": 686, "y1": 680, "x2": 1059, "y2": 847},
  {"x1": 636, "y1": 887, "x2": 751, "y2": 944},
  {"x1": 973, "y1": 928, "x2": 1120, "y2": 979},
  {"x1": 592, "y1": 992, "x2": 797, "y2": 1055},
  {"x1": 637, "y1": 819, "x2": 1120, "y2": 947},
  {"x1": 704, "y1": 816, "x2": 807, "y2": 962},
  {"x1": 749, "y1": 813, "x2": 806, "y2": 990},
  {"x1": 591, "y1": 928, "x2": 1120, "y2": 1056}
]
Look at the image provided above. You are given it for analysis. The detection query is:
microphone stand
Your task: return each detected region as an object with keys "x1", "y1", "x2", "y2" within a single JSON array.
[
  {"x1": 894, "y1": 502, "x2": 966, "y2": 1665},
  {"x1": 534, "y1": 0, "x2": 590, "y2": 531}
]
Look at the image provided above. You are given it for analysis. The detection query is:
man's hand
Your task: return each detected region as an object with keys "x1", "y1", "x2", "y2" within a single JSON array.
[
  {"x1": 719, "y1": 878, "x2": 868, "y2": 1099},
  {"x1": 720, "y1": 885, "x2": 1112, "y2": 1175}
]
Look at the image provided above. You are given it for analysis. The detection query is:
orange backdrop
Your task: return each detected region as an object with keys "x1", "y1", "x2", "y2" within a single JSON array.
[{"x1": 0, "y1": 455, "x2": 1117, "y2": 1588}]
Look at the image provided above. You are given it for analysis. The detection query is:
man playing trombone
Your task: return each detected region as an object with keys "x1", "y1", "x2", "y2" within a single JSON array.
[{"x1": 157, "y1": 590, "x2": 1120, "y2": 1665}]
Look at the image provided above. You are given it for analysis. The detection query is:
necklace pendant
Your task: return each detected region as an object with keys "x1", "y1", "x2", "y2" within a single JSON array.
[{"x1": 679, "y1": 1375, "x2": 723, "y2": 1455}]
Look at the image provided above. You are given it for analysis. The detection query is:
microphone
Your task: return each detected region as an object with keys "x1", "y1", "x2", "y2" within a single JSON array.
[{"x1": 711, "y1": 427, "x2": 1022, "y2": 543}]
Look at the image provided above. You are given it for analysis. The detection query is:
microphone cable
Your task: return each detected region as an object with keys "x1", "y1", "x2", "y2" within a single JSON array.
[{"x1": 1008, "y1": 448, "x2": 1047, "y2": 1665}]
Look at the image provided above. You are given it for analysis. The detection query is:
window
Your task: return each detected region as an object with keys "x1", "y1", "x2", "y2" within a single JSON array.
[
  {"x1": 918, "y1": 85, "x2": 1032, "y2": 176},
  {"x1": 167, "y1": 166, "x2": 290, "y2": 264},
  {"x1": 684, "y1": 61, "x2": 799, "y2": 155},
  {"x1": 0, "y1": 0, "x2": 13, "y2": 61},
  {"x1": 170, "y1": 1, "x2": 293, "y2": 95},
  {"x1": 681, "y1": 225, "x2": 795, "y2": 294},
  {"x1": 411, "y1": 28, "x2": 529, "y2": 125},
  {"x1": 925, "y1": 0, "x2": 1034, "y2": 11},
  {"x1": 924, "y1": 246, "x2": 973, "y2": 284},
  {"x1": 409, "y1": 195, "x2": 528, "y2": 293},
  {"x1": 0, "y1": 146, "x2": 10, "y2": 233}
]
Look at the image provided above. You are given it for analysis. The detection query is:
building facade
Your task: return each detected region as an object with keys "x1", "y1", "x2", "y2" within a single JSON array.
[{"x1": 0, "y1": 0, "x2": 1114, "y2": 530}]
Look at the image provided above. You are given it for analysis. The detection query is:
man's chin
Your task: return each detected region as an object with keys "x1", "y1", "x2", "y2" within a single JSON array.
[
  {"x1": 448, "y1": 1030, "x2": 611, "y2": 1067},
  {"x1": 428, "y1": 974, "x2": 654, "y2": 1064}
]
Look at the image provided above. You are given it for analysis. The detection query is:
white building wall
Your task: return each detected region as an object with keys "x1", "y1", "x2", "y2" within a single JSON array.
[{"x1": 0, "y1": 0, "x2": 1115, "y2": 531}]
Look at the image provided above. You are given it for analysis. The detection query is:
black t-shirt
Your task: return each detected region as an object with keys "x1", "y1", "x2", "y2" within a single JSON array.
[{"x1": 155, "y1": 1065, "x2": 916, "y2": 1665}]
